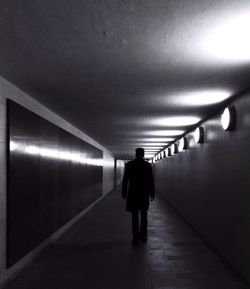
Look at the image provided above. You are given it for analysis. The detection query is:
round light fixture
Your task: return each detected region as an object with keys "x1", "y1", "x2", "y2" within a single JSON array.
[
  {"x1": 171, "y1": 143, "x2": 178, "y2": 155},
  {"x1": 221, "y1": 106, "x2": 236, "y2": 131},
  {"x1": 194, "y1": 127, "x2": 204, "y2": 143},
  {"x1": 164, "y1": 148, "x2": 168, "y2": 157},
  {"x1": 178, "y1": 137, "x2": 188, "y2": 152}
]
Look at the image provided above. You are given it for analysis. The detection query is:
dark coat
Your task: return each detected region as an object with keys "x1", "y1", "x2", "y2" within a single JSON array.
[{"x1": 122, "y1": 159, "x2": 155, "y2": 211}]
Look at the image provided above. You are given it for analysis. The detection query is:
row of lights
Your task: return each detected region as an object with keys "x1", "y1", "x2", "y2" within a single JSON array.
[{"x1": 151, "y1": 106, "x2": 236, "y2": 163}]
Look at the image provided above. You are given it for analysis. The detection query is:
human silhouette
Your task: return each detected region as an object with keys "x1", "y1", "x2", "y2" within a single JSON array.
[{"x1": 122, "y1": 148, "x2": 155, "y2": 245}]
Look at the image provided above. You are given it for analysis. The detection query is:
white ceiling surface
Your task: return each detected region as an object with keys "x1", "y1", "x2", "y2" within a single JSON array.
[{"x1": 1, "y1": 0, "x2": 250, "y2": 158}]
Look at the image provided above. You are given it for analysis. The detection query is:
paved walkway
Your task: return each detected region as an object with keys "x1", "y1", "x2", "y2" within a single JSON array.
[{"x1": 3, "y1": 187, "x2": 249, "y2": 289}]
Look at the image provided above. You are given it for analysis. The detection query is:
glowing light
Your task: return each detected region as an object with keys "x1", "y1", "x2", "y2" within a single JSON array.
[
  {"x1": 151, "y1": 116, "x2": 201, "y2": 127},
  {"x1": 203, "y1": 13, "x2": 250, "y2": 63},
  {"x1": 145, "y1": 154, "x2": 155, "y2": 158},
  {"x1": 221, "y1": 108, "x2": 230, "y2": 130},
  {"x1": 171, "y1": 144, "x2": 177, "y2": 155},
  {"x1": 178, "y1": 137, "x2": 187, "y2": 152},
  {"x1": 148, "y1": 130, "x2": 185, "y2": 136},
  {"x1": 25, "y1": 145, "x2": 40, "y2": 155},
  {"x1": 8, "y1": 142, "x2": 103, "y2": 166},
  {"x1": 10, "y1": 141, "x2": 19, "y2": 151},
  {"x1": 80, "y1": 158, "x2": 104, "y2": 166},
  {"x1": 143, "y1": 146, "x2": 164, "y2": 149},
  {"x1": 221, "y1": 106, "x2": 236, "y2": 131},
  {"x1": 166, "y1": 148, "x2": 171, "y2": 157},
  {"x1": 194, "y1": 127, "x2": 204, "y2": 143},
  {"x1": 59, "y1": 151, "x2": 72, "y2": 161},
  {"x1": 172, "y1": 90, "x2": 231, "y2": 106},
  {"x1": 40, "y1": 148, "x2": 59, "y2": 159},
  {"x1": 133, "y1": 142, "x2": 168, "y2": 146},
  {"x1": 139, "y1": 137, "x2": 175, "y2": 142}
]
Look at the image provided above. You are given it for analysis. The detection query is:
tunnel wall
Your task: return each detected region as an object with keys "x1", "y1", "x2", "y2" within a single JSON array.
[
  {"x1": 7, "y1": 100, "x2": 104, "y2": 267},
  {"x1": 153, "y1": 91, "x2": 250, "y2": 283},
  {"x1": 115, "y1": 160, "x2": 125, "y2": 187},
  {"x1": 0, "y1": 76, "x2": 115, "y2": 284}
]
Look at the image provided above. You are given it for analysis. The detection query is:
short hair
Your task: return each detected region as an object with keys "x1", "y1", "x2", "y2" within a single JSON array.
[{"x1": 135, "y1": 148, "x2": 144, "y2": 158}]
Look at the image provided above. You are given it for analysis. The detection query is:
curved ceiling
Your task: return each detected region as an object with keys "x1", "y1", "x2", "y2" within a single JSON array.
[{"x1": 1, "y1": 0, "x2": 250, "y2": 158}]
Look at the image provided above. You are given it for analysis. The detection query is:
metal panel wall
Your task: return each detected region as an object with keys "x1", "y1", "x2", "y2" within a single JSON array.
[{"x1": 7, "y1": 100, "x2": 103, "y2": 267}]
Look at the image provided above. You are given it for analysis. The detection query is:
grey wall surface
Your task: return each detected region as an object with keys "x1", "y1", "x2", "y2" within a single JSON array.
[
  {"x1": 0, "y1": 76, "x2": 115, "y2": 284},
  {"x1": 153, "y1": 91, "x2": 250, "y2": 284}
]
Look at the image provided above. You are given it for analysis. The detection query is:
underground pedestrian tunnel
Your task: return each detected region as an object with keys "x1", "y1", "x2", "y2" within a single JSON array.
[{"x1": 0, "y1": 1, "x2": 250, "y2": 288}]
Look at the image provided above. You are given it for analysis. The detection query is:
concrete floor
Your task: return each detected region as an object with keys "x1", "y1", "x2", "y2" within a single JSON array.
[{"x1": 3, "y1": 187, "x2": 249, "y2": 289}]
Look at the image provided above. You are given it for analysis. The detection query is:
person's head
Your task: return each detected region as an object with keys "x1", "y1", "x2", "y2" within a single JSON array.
[{"x1": 135, "y1": 148, "x2": 144, "y2": 159}]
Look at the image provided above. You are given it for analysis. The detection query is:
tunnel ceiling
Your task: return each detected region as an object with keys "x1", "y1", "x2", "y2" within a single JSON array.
[{"x1": 1, "y1": 0, "x2": 250, "y2": 158}]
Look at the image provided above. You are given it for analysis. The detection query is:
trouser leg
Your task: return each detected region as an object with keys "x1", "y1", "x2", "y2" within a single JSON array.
[
  {"x1": 140, "y1": 210, "x2": 148, "y2": 239},
  {"x1": 131, "y1": 210, "x2": 139, "y2": 240}
]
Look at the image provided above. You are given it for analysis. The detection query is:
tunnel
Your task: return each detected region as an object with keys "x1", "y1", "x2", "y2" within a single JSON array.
[{"x1": 0, "y1": 0, "x2": 250, "y2": 288}]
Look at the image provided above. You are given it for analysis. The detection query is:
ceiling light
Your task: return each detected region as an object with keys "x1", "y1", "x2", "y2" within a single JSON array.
[
  {"x1": 144, "y1": 154, "x2": 155, "y2": 158},
  {"x1": 149, "y1": 130, "x2": 185, "y2": 136},
  {"x1": 136, "y1": 143, "x2": 168, "y2": 146},
  {"x1": 203, "y1": 13, "x2": 250, "y2": 63},
  {"x1": 194, "y1": 127, "x2": 204, "y2": 143},
  {"x1": 152, "y1": 116, "x2": 201, "y2": 127},
  {"x1": 221, "y1": 106, "x2": 236, "y2": 131},
  {"x1": 143, "y1": 146, "x2": 164, "y2": 149},
  {"x1": 172, "y1": 90, "x2": 231, "y2": 106},
  {"x1": 141, "y1": 137, "x2": 175, "y2": 142}
]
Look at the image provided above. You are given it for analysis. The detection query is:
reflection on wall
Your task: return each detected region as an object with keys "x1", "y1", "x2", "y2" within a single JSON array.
[{"x1": 7, "y1": 100, "x2": 103, "y2": 267}]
